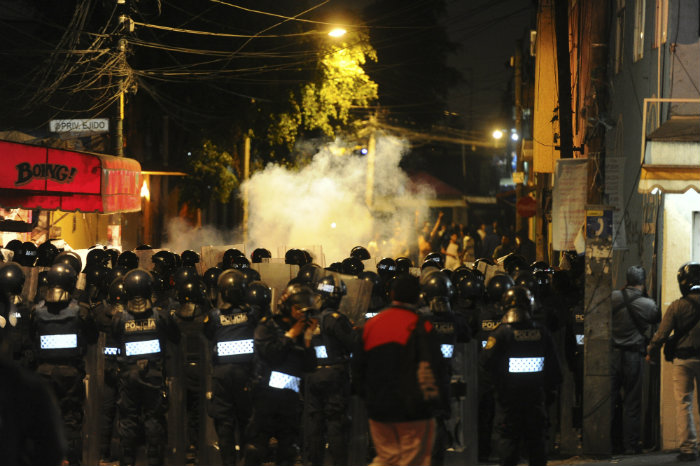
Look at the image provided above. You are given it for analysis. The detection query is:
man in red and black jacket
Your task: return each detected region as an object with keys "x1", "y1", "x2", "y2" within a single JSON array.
[{"x1": 353, "y1": 274, "x2": 448, "y2": 466}]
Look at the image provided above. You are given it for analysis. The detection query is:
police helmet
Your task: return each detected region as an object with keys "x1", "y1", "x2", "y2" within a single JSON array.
[
  {"x1": 473, "y1": 257, "x2": 494, "y2": 272},
  {"x1": 251, "y1": 248, "x2": 272, "y2": 263},
  {"x1": 135, "y1": 244, "x2": 153, "y2": 250},
  {"x1": 241, "y1": 268, "x2": 261, "y2": 284},
  {"x1": 315, "y1": 274, "x2": 347, "y2": 309},
  {"x1": 85, "y1": 248, "x2": 107, "y2": 271},
  {"x1": 17, "y1": 242, "x2": 37, "y2": 267},
  {"x1": 173, "y1": 266, "x2": 199, "y2": 289},
  {"x1": 180, "y1": 250, "x2": 200, "y2": 268},
  {"x1": 36, "y1": 241, "x2": 60, "y2": 267},
  {"x1": 341, "y1": 257, "x2": 364, "y2": 276},
  {"x1": 678, "y1": 262, "x2": 700, "y2": 296},
  {"x1": 105, "y1": 248, "x2": 120, "y2": 268},
  {"x1": 421, "y1": 259, "x2": 441, "y2": 273},
  {"x1": 0, "y1": 262, "x2": 26, "y2": 296},
  {"x1": 421, "y1": 271, "x2": 454, "y2": 312},
  {"x1": 350, "y1": 246, "x2": 371, "y2": 261},
  {"x1": 486, "y1": 273, "x2": 515, "y2": 303},
  {"x1": 531, "y1": 261, "x2": 552, "y2": 274},
  {"x1": 376, "y1": 257, "x2": 397, "y2": 281},
  {"x1": 5, "y1": 240, "x2": 23, "y2": 261},
  {"x1": 451, "y1": 266, "x2": 474, "y2": 285},
  {"x1": 424, "y1": 252, "x2": 444, "y2": 269},
  {"x1": 152, "y1": 250, "x2": 176, "y2": 274},
  {"x1": 227, "y1": 255, "x2": 251, "y2": 271},
  {"x1": 53, "y1": 251, "x2": 82, "y2": 276},
  {"x1": 284, "y1": 248, "x2": 306, "y2": 266},
  {"x1": 326, "y1": 262, "x2": 343, "y2": 273},
  {"x1": 245, "y1": 281, "x2": 272, "y2": 309},
  {"x1": 84, "y1": 265, "x2": 110, "y2": 299},
  {"x1": 457, "y1": 276, "x2": 484, "y2": 302},
  {"x1": 301, "y1": 250, "x2": 313, "y2": 266},
  {"x1": 217, "y1": 269, "x2": 247, "y2": 306},
  {"x1": 117, "y1": 251, "x2": 139, "y2": 270},
  {"x1": 45, "y1": 263, "x2": 77, "y2": 303},
  {"x1": 221, "y1": 248, "x2": 246, "y2": 270},
  {"x1": 108, "y1": 277, "x2": 127, "y2": 306},
  {"x1": 501, "y1": 286, "x2": 535, "y2": 323},
  {"x1": 395, "y1": 257, "x2": 413, "y2": 275},
  {"x1": 297, "y1": 263, "x2": 322, "y2": 285},
  {"x1": 123, "y1": 269, "x2": 154, "y2": 313},
  {"x1": 503, "y1": 253, "x2": 530, "y2": 277},
  {"x1": 533, "y1": 270, "x2": 552, "y2": 298},
  {"x1": 107, "y1": 265, "x2": 129, "y2": 287},
  {"x1": 177, "y1": 277, "x2": 206, "y2": 304},
  {"x1": 513, "y1": 271, "x2": 537, "y2": 294},
  {"x1": 278, "y1": 283, "x2": 316, "y2": 316},
  {"x1": 203, "y1": 267, "x2": 222, "y2": 302}
]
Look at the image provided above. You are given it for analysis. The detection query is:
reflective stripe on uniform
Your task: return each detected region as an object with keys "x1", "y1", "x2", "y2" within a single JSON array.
[
  {"x1": 124, "y1": 339, "x2": 161, "y2": 356},
  {"x1": 508, "y1": 357, "x2": 545, "y2": 373},
  {"x1": 268, "y1": 371, "x2": 301, "y2": 392},
  {"x1": 217, "y1": 339, "x2": 254, "y2": 356},
  {"x1": 314, "y1": 345, "x2": 328, "y2": 359},
  {"x1": 40, "y1": 334, "x2": 78, "y2": 349},
  {"x1": 441, "y1": 344, "x2": 454, "y2": 358},
  {"x1": 104, "y1": 346, "x2": 120, "y2": 356},
  {"x1": 576, "y1": 334, "x2": 584, "y2": 346}
]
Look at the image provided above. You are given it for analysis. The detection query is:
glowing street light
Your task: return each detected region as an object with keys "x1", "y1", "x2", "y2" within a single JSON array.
[
  {"x1": 328, "y1": 27, "x2": 347, "y2": 38},
  {"x1": 492, "y1": 129, "x2": 504, "y2": 140}
]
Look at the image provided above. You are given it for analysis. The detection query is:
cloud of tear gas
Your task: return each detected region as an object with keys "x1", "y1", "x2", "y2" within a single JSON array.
[
  {"x1": 243, "y1": 135, "x2": 435, "y2": 265},
  {"x1": 162, "y1": 217, "x2": 241, "y2": 254}
]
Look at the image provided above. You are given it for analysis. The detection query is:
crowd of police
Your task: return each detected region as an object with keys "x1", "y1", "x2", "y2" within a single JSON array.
[{"x1": 0, "y1": 238, "x2": 585, "y2": 466}]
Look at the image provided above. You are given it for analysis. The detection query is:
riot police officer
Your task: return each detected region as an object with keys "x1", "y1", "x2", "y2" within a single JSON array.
[
  {"x1": 304, "y1": 274, "x2": 359, "y2": 466},
  {"x1": 203, "y1": 269, "x2": 259, "y2": 466},
  {"x1": 0, "y1": 263, "x2": 31, "y2": 366},
  {"x1": 112, "y1": 268, "x2": 180, "y2": 466},
  {"x1": 480, "y1": 286, "x2": 562, "y2": 466},
  {"x1": 31, "y1": 263, "x2": 98, "y2": 465},
  {"x1": 244, "y1": 283, "x2": 318, "y2": 466}
]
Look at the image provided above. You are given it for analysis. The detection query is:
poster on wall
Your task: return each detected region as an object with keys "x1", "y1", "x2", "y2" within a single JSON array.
[
  {"x1": 552, "y1": 159, "x2": 588, "y2": 251},
  {"x1": 107, "y1": 224, "x2": 121, "y2": 249},
  {"x1": 604, "y1": 157, "x2": 627, "y2": 250}
]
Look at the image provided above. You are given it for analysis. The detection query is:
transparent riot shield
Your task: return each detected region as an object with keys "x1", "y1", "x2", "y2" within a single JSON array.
[{"x1": 252, "y1": 263, "x2": 299, "y2": 314}]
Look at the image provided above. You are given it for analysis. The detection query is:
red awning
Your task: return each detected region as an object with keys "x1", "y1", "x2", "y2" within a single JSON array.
[{"x1": 0, "y1": 140, "x2": 142, "y2": 213}]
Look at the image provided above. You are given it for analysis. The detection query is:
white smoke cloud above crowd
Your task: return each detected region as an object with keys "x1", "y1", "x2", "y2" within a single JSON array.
[{"x1": 243, "y1": 135, "x2": 434, "y2": 264}]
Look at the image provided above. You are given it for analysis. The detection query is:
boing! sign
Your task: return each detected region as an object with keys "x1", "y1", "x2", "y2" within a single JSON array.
[{"x1": 50, "y1": 119, "x2": 109, "y2": 133}]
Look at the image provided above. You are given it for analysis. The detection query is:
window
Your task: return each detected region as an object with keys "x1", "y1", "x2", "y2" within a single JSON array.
[
  {"x1": 633, "y1": 0, "x2": 646, "y2": 61},
  {"x1": 653, "y1": 0, "x2": 668, "y2": 48},
  {"x1": 615, "y1": 0, "x2": 626, "y2": 73}
]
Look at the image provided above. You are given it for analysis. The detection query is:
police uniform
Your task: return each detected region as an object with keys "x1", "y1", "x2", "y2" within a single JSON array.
[
  {"x1": 245, "y1": 314, "x2": 317, "y2": 466},
  {"x1": 475, "y1": 301, "x2": 502, "y2": 461},
  {"x1": 112, "y1": 305, "x2": 180, "y2": 466},
  {"x1": 480, "y1": 310, "x2": 562, "y2": 466},
  {"x1": 5, "y1": 299, "x2": 34, "y2": 369},
  {"x1": 304, "y1": 308, "x2": 359, "y2": 466},
  {"x1": 32, "y1": 298, "x2": 98, "y2": 465},
  {"x1": 204, "y1": 303, "x2": 261, "y2": 466}
]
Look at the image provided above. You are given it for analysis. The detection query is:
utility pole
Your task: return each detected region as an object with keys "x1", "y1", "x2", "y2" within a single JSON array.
[
  {"x1": 243, "y1": 135, "x2": 251, "y2": 244},
  {"x1": 365, "y1": 112, "x2": 377, "y2": 210},
  {"x1": 554, "y1": 0, "x2": 574, "y2": 160},
  {"x1": 113, "y1": 1, "x2": 129, "y2": 157}
]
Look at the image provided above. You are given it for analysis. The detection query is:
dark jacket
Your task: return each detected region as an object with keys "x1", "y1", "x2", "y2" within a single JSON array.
[
  {"x1": 352, "y1": 304, "x2": 447, "y2": 422},
  {"x1": 611, "y1": 287, "x2": 659, "y2": 350},
  {"x1": 648, "y1": 293, "x2": 700, "y2": 361}
]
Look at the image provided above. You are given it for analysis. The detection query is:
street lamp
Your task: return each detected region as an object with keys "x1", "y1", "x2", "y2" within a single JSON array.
[
  {"x1": 328, "y1": 27, "x2": 347, "y2": 38},
  {"x1": 492, "y1": 129, "x2": 504, "y2": 140}
]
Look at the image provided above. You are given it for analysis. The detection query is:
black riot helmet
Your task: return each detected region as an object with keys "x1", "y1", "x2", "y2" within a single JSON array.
[
  {"x1": 531, "y1": 261, "x2": 553, "y2": 274},
  {"x1": 533, "y1": 270, "x2": 552, "y2": 299},
  {"x1": 85, "y1": 248, "x2": 107, "y2": 271},
  {"x1": 678, "y1": 262, "x2": 700, "y2": 296},
  {"x1": 245, "y1": 281, "x2": 272, "y2": 309},
  {"x1": 17, "y1": 242, "x2": 38, "y2": 267},
  {"x1": 84, "y1": 265, "x2": 110, "y2": 301},
  {"x1": 173, "y1": 266, "x2": 199, "y2": 289},
  {"x1": 350, "y1": 245, "x2": 371, "y2": 261},
  {"x1": 424, "y1": 252, "x2": 444, "y2": 269},
  {"x1": 503, "y1": 253, "x2": 530, "y2": 277},
  {"x1": 301, "y1": 250, "x2": 313, "y2": 266},
  {"x1": 326, "y1": 262, "x2": 343, "y2": 273},
  {"x1": 315, "y1": 274, "x2": 347, "y2": 310},
  {"x1": 486, "y1": 273, "x2": 515, "y2": 303},
  {"x1": 395, "y1": 257, "x2": 413, "y2": 275},
  {"x1": 221, "y1": 248, "x2": 246, "y2": 270},
  {"x1": 0, "y1": 262, "x2": 26, "y2": 298},
  {"x1": 45, "y1": 263, "x2": 77, "y2": 303},
  {"x1": 451, "y1": 266, "x2": 474, "y2": 285},
  {"x1": 421, "y1": 271, "x2": 454, "y2": 313},
  {"x1": 501, "y1": 286, "x2": 535, "y2": 323},
  {"x1": 105, "y1": 248, "x2": 120, "y2": 268},
  {"x1": 180, "y1": 250, "x2": 200, "y2": 268},
  {"x1": 151, "y1": 250, "x2": 176, "y2": 275},
  {"x1": 514, "y1": 271, "x2": 537, "y2": 295},
  {"x1": 240, "y1": 268, "x2": 261, "y2": 284},
  {"x1": 278, "y1": 283, "x2": 316, "y2": 317},
  {"x1": 53, "y1": 251, "x2": 82, "y2": 276},
  {"x1": 341, "y1": 257, "x2": 364, "y2": 276},
  {"x1": 108, "y1": 277, "x2": 127, "y2": 307},
  {"x1": 284, "y1": 248, "x2": 306, "y2": 266},
  {"x1": 473, "y1": 257, "x2": 494, "y2": 273},
  {"x1": 107, "y1": 265, "x2": 129, "y2": 287},
  {"x1": 36, "y1": 241, "x2": 60, "y2": 267},
  {"x1": 203, "y1": 267, "x2": 222, "y2": 303},
  {"x1": 376, "y1": 257, "x2": 397, "y2": 281},
  {"x1": 227, "y1": 255, "x2": 251, "y2": 271},
  {"x1": 297, "y1": 263, "x2": 322, "y2": 285},
  {"x1": 456, "y1": 276, "x2": 484, "y2": 307},
  {"x1": 135, "y1": 244, "x2": 152, "y2": 250},
  {"x1": 177, "y1": 277, "x2": 206, "y2": 305},
  {"x1": 123, "y1": 269, "x2": 154, "y2": 313},
  {"x1": 217, "y1": 269, "x2": 247, "y2": 306},
  {"x1": 5, "y1": 240, "x2": 23, "y2": 261},
  {"x1": 421, "y1": 259, "x2": 441, "y2": 273},
  {"x1": 251, "y1": 248, "x2": 272, "y2": 263}
]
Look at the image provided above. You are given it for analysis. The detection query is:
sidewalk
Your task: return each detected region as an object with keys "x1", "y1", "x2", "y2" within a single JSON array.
[{"x1": 547, "y1": 451, "x2": 679, "y2": 466}]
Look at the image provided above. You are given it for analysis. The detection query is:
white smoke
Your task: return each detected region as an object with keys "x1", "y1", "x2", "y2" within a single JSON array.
[
  {"x1": 243, "y1": 134, "x2": 434, "y2": 264},
  {"x1": 162, "y1": 217, "x2": 240, "y2": 253}
]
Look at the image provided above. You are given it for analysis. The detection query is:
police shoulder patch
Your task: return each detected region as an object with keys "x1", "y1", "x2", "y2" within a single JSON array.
[
  {"x1": 332, "y1": 312, "x2": 340, "y2": 319},
  {"x1": 484, "y1": 336, "x2": 497, "y2": 350},
  {"x1": 203, "y1": 315, "x2": 209, "y2": 323}
]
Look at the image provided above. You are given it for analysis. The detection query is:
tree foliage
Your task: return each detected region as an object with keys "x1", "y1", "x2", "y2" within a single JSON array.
[{"x1": 179, "y1": 140, "x2": 238, "y2": 206}]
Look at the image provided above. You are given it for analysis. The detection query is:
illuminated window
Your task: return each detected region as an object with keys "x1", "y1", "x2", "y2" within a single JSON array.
[
  {"x1": 653, "y1": 0, "x2": 668, "y2": 48},
  {"x1": 633, "y1": 0, "x2": 646, "y2": 61}
]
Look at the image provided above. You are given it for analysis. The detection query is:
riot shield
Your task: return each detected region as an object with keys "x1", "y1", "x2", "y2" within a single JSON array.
[
  {"x1": 252, "y1": 263, "x2": 298, "y2": 314},
  {"x1": 200, "y1": 244, "x2": 246, "y2": 272}
]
